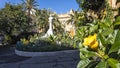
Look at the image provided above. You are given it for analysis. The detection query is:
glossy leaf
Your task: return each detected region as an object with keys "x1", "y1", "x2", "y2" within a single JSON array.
[
  {"x1": 100, "y1": 23, "x2": 108, "y2": 29},
  {"x1": 109, "y1": 41, "x2": 120, "y2": 54},
  {"x1": 98, "y1": 34, "x2": 107, "y2": 45},
  {"x1": 90, "y1": 25, "x2": 98, "y2": 33},
  {"x1": 80, "y1": 48, "x2": 97, "y2": 59},
  {"x1": 105, "y1": 19, "x2": 112, "y2": 27},
  {"x1": 107, "y1": 58, "x2": 119, "y2": 68},
  {"x1": 102, "y1": 28, "x2": 113, "y2": 36},
  {"x1": 115, "y1": 30, "x2": 120, "y2": 42},
  {"x1": 114, "y1": 16, "x2": 120, "y2": 26},
  {"x1": 109, "y1": 30, "x2": 120, "y2": 54},
  {"x1": 117, "y1": 63, "x2": 120, "y2": 68},
  {"x1": 114, "y1": 22, "x2": 120, "y2": 26},
  {"x1": 87, "y1": 61, "x2": 99, "y2": 68},
  {"x1": 77, "y1": 58, "x2": 91, "y2": 68},
  {"x1": 118, "y1": 49, "x2": 120, "y2": 54},
  {"x1": 95, "y1": 61, "x2": 107, "y2": 68}
]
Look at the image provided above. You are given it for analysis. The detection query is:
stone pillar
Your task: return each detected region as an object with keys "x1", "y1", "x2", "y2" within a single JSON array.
[
  {"x1": 47, "y1": 15, "x2": 53, "y2": 36},
  {"x1": 41, "y1": 15, "x2": 54, "y2": 38}
]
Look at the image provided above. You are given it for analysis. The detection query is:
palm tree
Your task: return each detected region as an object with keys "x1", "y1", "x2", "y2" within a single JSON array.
[
  {"x1": 35, "y1": 9, "x2": 50, "y2": 33},
  {"x1": 22, "y1": 0, "x2": 38, "y2": 16},
  {"x1": 21, "y1": 0, "x2": 39, "y2": 33},
  {"x1": 52, "y1": 14, "x2": 64, "y2": 35},
  {"x1": 36, "y1": 9, "x2": 64, "y2": 34},
  {"x1": 67, "y1": 10, "x2": 84, "y2": 27}
]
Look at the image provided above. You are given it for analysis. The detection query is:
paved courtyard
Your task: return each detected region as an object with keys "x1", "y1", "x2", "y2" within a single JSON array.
[{"x1": 0, "y1": 47, "x2": 80, "y2": 68}]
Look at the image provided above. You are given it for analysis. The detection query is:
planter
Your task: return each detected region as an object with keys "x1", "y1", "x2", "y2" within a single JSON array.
[{"x1": 15, "y1": 49, "x2": 79, "y2": 57}]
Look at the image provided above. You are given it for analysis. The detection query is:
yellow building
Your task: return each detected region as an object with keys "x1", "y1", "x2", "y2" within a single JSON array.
[
  {"x1": 57, "y1": 9, "x2": 75, "y2": 32},
  {"x1": 57, "y1": 9, "x2": 76, "y2": 38}
]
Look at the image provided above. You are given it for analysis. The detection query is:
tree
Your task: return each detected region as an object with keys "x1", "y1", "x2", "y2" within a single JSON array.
[
  {"x1": 22, "y1": 0, "x2": 38, "y2": 16},
  {"x1": 68, "y1": 10, "x2": 85, "y2": 27},
  {"x1": 52, "y1": 14, "x2": 64, "y2": 35},
  {"x1": 76, "y1": 0, "x2": 120, "y2": 19},
  {"x1": 35, "y1": 9, "x2": 64, "y2": 35},
  {"x1": 35, "y1": 9, "x2": 49, "y2": 33},
  {"x1": 0, "y1": 3, "x2": 32, "y2": 44}
]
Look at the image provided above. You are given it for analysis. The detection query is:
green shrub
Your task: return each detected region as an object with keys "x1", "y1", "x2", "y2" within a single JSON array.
[{"x1": 16, "y1": 34, "x2": 76, "y2": 52}]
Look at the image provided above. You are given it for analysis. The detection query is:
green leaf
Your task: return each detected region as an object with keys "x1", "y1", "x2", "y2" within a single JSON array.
[
  {"x1": 100, "y1": 23, "x2": 108, "y2": 29},
  {"x1": 80, "y1": 48, "x2": 97, "y2": 59},
  {"x1": 114, "y1": 22, "x2": 120, "y2": 26},
  {"x1": 87, "y1": 61, "x2": 99, "y2": 68},
  {"x1": 102, "y1": 28, "x2": 113, "y2": 36},
  {"x1": 95, "y1": 61, "x2": 106, "y2": 68},
  {"x1": 109, "y1": 30, "x2": 120, "y2": 54},
  {"x1": 116, "y1": 16, "x2": 120, "y2": 22},
  {"x1": 117, "y1": 63, "x2": 120, "y2": 68},
  {"x1": 118, "y1": 49, "x2": 120, "y2": 54},
  {"x1": 115, "y1": 30, "x2": 120, "y2": 42},
  {"x1": 77, "y1": 59, "x2": 91, "y2": 68},
  {"x1": 109, "y1": 41, "x2": 120, "y2": 54},
  {"x1": 98, "y1": 34, "x2": 107, "y2": 45},
  {"x1": 90, "y1": 25, "x2": 98, "y2": 33},
  {"x1": 107, "y1": 58, "x2": 119, "y2": 68},
  {"x1": 105, "y1": 18, "x2": 112, "y2": 27}
]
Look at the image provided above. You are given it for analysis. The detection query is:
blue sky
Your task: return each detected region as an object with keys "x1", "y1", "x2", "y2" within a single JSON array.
[{"x1": 0, "y1": 0, "x2": 79, "y2": 14}]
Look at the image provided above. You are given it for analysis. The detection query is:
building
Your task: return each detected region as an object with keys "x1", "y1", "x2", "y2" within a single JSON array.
[
  {"x1": 57, "y1": 9, "x2": 76, "y2": 38},
  {"x1": 57, "y1": 9, "x2": 75, "y2": 32},
  {"x1": 58, "y1": 9, "x2": 74, "y2": 24}
]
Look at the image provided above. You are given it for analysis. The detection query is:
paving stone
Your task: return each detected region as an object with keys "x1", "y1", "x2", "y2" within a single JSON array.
[
  {"x1": 19, "y1": 62, "x2": 56, "y2": 68},
  {"x1": 0, "y1": 63, "x2": 20, "y2": 68},
  {"x1": 0, "y1": 55, "x2": 31, "y2": 64},
  {"x1": 0, "y1": 64, "x2": 6, "y2": 68},
  {"x1": 56, "y1": 56, "x2": 75, "y2": 62},
  {"x1": 0, "y1": 47, "x2": 80, "y2": 68},
  {"x1": 21, "y1": 56, "x2": 57, "y2": 63},
  {"x1": 54, "y1": 61, "x2": 79, "y2": 68}
]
